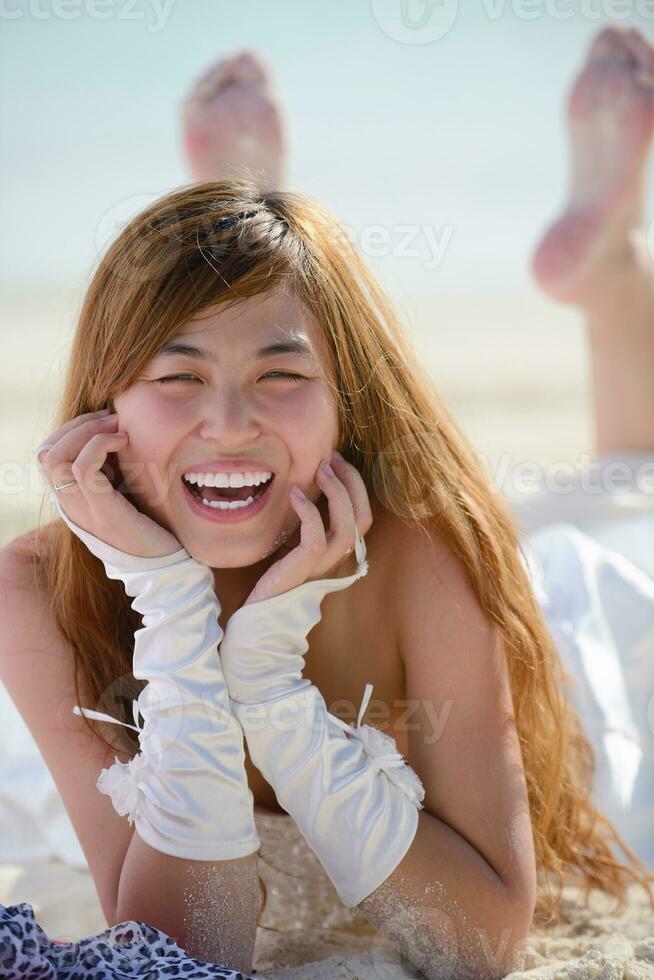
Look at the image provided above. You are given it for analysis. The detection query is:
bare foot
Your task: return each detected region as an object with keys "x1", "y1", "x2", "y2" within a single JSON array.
[
  {"x1": 181, "y1": 49, "x2": 286, "y2": 192},
  {"x1": 531, "y1": 27, "x2": 654, "y2": 306}
]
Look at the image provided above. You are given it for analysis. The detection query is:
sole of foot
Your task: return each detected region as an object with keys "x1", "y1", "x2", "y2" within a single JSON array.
[
  {"x1": 182, "y1": 49, "x2": 286, "y2": 193},
  {"x1": 531, "y1": 26, "x2": 654, "y2": 306}
]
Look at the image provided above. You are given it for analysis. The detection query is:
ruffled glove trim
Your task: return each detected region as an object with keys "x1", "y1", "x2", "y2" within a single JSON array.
[
  {"x1": 97, "y1": 753, "x2": 158, "y2": 826},
  {"x1": 328, "y1": 683, "x2": 426, "y2": 811},
  {"x1": 73, "y1": 700, "x2": 165, "y2": 826},
  {"x1": 74, "y1": 695, "x2": 263, "y2": 860}
]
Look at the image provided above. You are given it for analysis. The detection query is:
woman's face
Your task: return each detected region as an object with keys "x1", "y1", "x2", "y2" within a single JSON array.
[{"x1": 111, "y1": 287, "x2": 340, "y2": 569}]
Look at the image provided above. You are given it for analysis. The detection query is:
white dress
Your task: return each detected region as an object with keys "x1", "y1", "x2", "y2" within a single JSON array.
[{"x1": 507, "y1": 450, "x2": 654, "y2": 870}]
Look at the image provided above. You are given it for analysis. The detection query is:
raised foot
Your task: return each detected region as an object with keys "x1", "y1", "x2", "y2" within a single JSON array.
[
  {"x1": 182, "y1": 49, "x2": 286, "y2": 193},
  {"x1": 531, "y1": 26, "x2": 654, "y2": 306}
]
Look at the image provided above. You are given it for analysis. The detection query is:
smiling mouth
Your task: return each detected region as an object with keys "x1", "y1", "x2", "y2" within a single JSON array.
[{"x1": 182, "y1": 475, "x2": 275, "y2": 509}]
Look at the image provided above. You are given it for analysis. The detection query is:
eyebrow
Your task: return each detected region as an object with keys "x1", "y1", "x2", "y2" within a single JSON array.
[{"x1": 154, "y1": 338, "x2": 316, "y2": 362}]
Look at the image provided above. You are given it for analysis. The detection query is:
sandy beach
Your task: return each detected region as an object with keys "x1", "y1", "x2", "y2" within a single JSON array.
[{"x1": 1, "y1": 856, "x2": 653, "y2": 977}]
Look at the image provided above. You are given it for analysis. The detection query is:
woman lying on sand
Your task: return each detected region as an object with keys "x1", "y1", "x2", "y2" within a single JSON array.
[{"x1": 1, "y1": 24, "x2": 654, "y2": 980}]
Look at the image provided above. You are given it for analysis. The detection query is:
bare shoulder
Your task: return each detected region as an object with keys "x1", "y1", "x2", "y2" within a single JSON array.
[
  {"x1": 356, "y1": 498, "x2": 483, "y2": 673},
  {"x1": 366, "y1": 497, "x2": 465, "y2": 610},
  {"x1": 0, "y1": 523, "x2": 55, "y2": 585},
  {"x1": 369, "y1": 500, "x2": 505, "y2": 684}
]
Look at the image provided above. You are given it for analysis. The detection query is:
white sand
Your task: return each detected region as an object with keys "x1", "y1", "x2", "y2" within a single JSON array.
[{"x1": 1, "y1": 860, "x2": 652, "y2": 978}]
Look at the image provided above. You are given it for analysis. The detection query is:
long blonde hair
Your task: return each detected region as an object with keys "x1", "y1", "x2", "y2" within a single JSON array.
[{"x1": 34, "y1": 179, "x2": 654, "y2": 925}]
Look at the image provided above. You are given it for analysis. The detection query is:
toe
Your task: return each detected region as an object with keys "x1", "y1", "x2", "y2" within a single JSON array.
[
  {"x1": 187, "y1": 55, "x2": 239, "y2": 103},
  {"x1": 231, "y1": 50, "x2": 270, "y2": 86},
  {"x1": 590, "y1": 25, "x2": 634, "y2": 64},
  {"x1": 624, "y1": 28, "x2": 654, "y2": 73},
  {"x1": 621, "y1": 30, "x2": 654, "y2": 93},
  {"x1": 185, "y1": 50, "x2": 273, "y2": 106}
]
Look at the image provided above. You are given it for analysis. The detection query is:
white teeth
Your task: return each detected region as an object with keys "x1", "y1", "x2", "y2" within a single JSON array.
[
  {"x1": 199, "y1": 495, "x2": 256, "y2": 510},
  {"x1": 185, "y1": 471, "x2": 272, "y2": 488},
  {"x1": 190, "y1": 481, "x2": 271, "y2": 512}
]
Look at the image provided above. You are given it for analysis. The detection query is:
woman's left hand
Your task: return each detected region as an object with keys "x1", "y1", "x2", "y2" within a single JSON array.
[{"x1": 243, "y1": 451, "x2": 373, "y2": 605}]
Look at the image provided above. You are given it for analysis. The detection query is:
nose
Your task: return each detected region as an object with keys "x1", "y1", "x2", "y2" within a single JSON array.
[{"x1": 196, "y1": 386, "x2": 262, "y2": 448}]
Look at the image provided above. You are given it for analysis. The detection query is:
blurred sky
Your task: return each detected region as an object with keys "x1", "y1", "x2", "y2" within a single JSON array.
[{"x1": 2, "y1": 0, "x2": 654, "y2": 302}]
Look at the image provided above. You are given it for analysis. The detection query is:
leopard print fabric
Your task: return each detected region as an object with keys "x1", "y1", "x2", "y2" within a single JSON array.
[{"x1": 0, "y1": 902, "x2": 256, "y2": 979}]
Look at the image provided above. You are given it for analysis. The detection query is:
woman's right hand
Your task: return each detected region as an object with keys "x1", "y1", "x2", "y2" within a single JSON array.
[{"x1": 37, "y1": 409, "x2": 183, "y2": 560}]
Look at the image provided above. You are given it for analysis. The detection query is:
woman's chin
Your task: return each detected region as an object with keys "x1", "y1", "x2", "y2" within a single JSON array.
[
  {"x1": 179, "y1": 539, "x2": 282, "y2": 570},
  {"x1": 167, "y1": 503, "x2": 302, "y2": 567}
]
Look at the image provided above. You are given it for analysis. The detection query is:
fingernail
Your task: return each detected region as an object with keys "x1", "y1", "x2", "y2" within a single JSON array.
[
  {"x1": 331, "y1": 449, "x2": 344, "y2": 461},
  {"x1": 291, "y1": 485, "x2": 306, "y2": 500},
  {"x1": 98, "y1": 408, "x2": 111, "y2": 414},
  {"x1": 320, "y1": 459, "x2": 334, "y2": 477}
]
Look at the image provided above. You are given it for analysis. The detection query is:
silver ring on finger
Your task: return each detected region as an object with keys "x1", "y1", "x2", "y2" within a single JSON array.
[{"x1": 53, "y1": 480, "x2": 77, "y2": 492}]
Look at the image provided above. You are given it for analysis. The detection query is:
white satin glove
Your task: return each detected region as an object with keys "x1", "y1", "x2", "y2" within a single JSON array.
[
  {"x1": 219, "y1": 527, "x2": 425, "y2": 907},
  {"x1": 49, "y1": 489, "x2": 260, "y2": 861}
]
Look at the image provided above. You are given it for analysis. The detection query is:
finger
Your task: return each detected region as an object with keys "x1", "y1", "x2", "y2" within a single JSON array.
[
  {"x1": 99, "y1": 451, "x2": 122, "y2": 488},
  {"x1": 36, "y1": 410, "x2": 113, "y2": 460},
  {"x1": 329, "y1": 453, "x2": 373, "y2": 534},
  {"x1": 274, "y1": 517, "x2": 302, "y2": 558},
  {"x1": 244, "y1": 493, "x2": 323, "y2": 603},
  {"x1": 315, "y1": 461, "x2": 357, "y2": 558},
  {"x1": 37, "y1": 412, "x2": 115, "y2": 475},
  {"x1": 40, "y1": 415, "x2": 119, "y2": 487},
  {"x1": 290, "y1": 487, "x2": 327, "y2": 559},
  {"x1": 71, "y1": 431, "x2": 129, "y2": 507}
]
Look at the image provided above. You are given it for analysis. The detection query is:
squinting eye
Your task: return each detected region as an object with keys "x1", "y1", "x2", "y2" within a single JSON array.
[
  {"x1": 157, "y1": 375, "x2": 200, "y2": 384},
  {"x1": 156, "y1": 371, "x2": 306, "y2": 386},
  {"x1": 262, "y1": 371, "x2": 305, "y2": 382}
]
